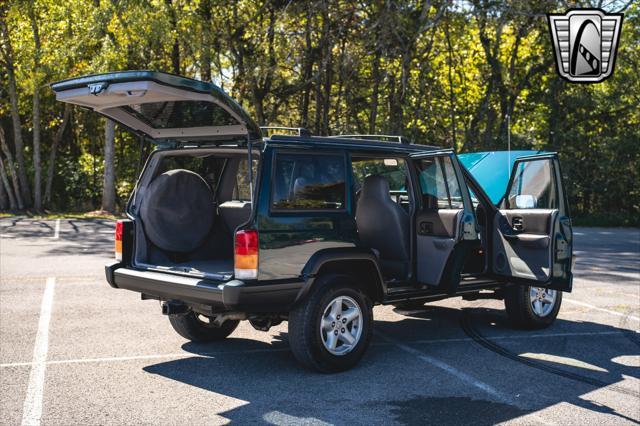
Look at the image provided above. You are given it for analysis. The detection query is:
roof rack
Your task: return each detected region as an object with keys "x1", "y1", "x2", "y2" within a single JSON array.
[
  {"x1": 260, "y1": 126, "x2": 311, "y2": 137},
  {"x1": 329, "y1": 134, "x2": 411, "y2": 144}
]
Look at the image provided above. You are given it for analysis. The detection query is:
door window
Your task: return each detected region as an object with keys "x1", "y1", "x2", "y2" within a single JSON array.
[
  {"x1": 351, "y1": 157, "x2": 408, "y2": 205},
  {"x1": 271, "y1": 153, "x2": 346, "y2": 210},
  {"x1": 416, "y1": 156, "x2": 464, "y2": 209},
  {"x1": 506, "y1": 159, "x2": 557, "y2": 209}
]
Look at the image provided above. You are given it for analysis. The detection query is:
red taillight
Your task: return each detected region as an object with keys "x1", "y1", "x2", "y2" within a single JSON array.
[
  {"x1": 115, "y1": 221, "x2": 124, "y2": 241},
  {"x1": 115, "y1": 220, "x2": 124, "y2": 261},
  {"x1": 235, "y1": 229, "x2": 258, "y2": 279},
  {"x1": 235, "y1": 229, "x2": 258, "y2": 255}
]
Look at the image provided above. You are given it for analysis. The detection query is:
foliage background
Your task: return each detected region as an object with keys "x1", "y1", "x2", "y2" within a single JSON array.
[{"x1": 0, "y1": 0, "x2": 638, "y2": 225}]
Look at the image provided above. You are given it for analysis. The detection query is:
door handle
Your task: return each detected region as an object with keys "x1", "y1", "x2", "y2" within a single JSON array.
[
  {"x1": 419, "y1": 221, "x2": 434, "y2": 235},
  {"x1": 512, "y1": 217, "x2": 524, "y2": 231}
]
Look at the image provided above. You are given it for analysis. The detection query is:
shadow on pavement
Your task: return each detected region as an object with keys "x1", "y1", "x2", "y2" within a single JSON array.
[{"x1": 143, "y1": 305, "x2": 639, "y2": 424}]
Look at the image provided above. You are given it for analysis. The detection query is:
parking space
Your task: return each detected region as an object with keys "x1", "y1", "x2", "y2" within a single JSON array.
[{"x1": 1, "y1": 218, "x2": 638, "y2": 425}]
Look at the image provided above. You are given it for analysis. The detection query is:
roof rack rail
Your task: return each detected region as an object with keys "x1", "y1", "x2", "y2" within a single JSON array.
[
  {"x1": 328, "y1": 134, "x2": 411, "y2": 144},
  {"x1": 260, "y1": 126, "x2": 311, "y2": 137}
]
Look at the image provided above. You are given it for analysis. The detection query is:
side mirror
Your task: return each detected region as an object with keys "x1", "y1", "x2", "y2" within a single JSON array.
[{"x1": 515, "y1": 194, "x2": 537, "y2": 209}]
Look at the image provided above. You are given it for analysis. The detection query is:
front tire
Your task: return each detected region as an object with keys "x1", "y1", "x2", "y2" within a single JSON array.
[
  {"x1": 288, "y1": 274, "x2": 373, "y2": 373},
  {"x1": 169, "y1": 311, "x2": 239, "y2": 342},
  {"x1": 504, "y1": 284, "x2": 562, "y2": 329}
]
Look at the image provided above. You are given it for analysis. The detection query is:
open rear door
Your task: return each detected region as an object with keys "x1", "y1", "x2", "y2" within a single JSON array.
[
  {"x1": 410, "y1": 150, "x2": 477, "y2": 288},
  {"x1": 493, "y1": 154, "x2": 573, "y2": 291},
  {"x1": 50, "y1": 71, "x2": 260, "y2": 142}
]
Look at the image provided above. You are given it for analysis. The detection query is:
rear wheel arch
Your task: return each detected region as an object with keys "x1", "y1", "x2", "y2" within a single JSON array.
[{"x1": 297, "y1": 250, "x2": 386, "y2": 305}]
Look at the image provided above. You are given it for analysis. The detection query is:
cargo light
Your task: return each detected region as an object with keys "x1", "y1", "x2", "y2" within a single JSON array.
[
  {"x1": 115, "y1": 220, "x2": 123, "y2": 261},
  {"x1": 235, "y1": 229, "x2": 258, "y2": 280}
]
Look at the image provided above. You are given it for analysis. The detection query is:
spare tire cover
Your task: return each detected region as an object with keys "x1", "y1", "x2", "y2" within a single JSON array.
[{"x1": 140, "y1": 169, "x2": 214, "y2": 253}]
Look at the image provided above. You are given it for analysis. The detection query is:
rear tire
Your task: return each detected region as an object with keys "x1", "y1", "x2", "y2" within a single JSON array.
[
  {"x1": 288, "y1": 274, "x2": 373, "y2": 373},
  {"x1": 169, "y1": 312, "x2": 239, "y2": 342},
  {"x1": 504, "y1": 284, "x2": 562, "y2": 329}
]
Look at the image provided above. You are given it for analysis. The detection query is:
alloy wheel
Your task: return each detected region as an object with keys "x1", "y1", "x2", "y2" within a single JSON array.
[
  {"x1": 529, "y1": 287, "x2": 557, "y2": 317},
  {"x1": 320, "y1": 295, "x2": 363, "y2": 355}
]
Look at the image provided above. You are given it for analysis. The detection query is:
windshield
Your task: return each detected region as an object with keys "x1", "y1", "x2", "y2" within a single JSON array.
[{"x1": 458, "y1": 150, "x2": 547, "y2": 205}]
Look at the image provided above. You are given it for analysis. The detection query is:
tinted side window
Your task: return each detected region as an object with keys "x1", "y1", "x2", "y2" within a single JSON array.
[
  {"x1": 351, "y1": 158, "x2": 408, "y2": 192},
  {"x1": 507, "y1": 159, "x2": 557, "y2": 209},
  {"x1": 416, "y1": 156, "x2": 464, "y2": 209},
  {"x1": 272, "y1": 153, "x2": 346, "y2": 210}
]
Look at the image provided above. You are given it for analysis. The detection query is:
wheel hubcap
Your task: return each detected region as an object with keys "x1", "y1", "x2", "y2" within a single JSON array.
[
  {"x1": 320, "y1": 295, "x2": 363, "y2": 356},
  {"x1": 529, "y1": 287, "x2": 557, "y2": 317}
]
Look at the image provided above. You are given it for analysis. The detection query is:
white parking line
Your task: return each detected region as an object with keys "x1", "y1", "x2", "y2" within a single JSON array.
[
  {"x1": 0, "y1": 330, "x2": 629, "y2": 369},
  {"x1": 376, "y1": 331, "x2": 507, "y2": 402},
  {"x1": 52, "y1": 219, "x2": 60, "y2": 239},
  {"x1": 565, "y1": 298, "x2": 640, "y2": 323},
  {"x1": 21, "y1": 277, "x2": 56, "y2": 426}
]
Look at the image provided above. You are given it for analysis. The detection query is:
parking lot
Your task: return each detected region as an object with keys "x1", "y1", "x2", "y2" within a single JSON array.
[{"x1": 0, "y1": 217, "x2": 638, "y2": 425}]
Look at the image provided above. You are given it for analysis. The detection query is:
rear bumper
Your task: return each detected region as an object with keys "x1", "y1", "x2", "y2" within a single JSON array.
[{"x1": 105, "y1": 262, "x2": 303, "y2": 311}]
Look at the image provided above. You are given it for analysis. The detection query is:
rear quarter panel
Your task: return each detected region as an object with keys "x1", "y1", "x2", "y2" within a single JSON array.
[{"x1": 255, "y1": 146, "x2": 358, "y2": 280}]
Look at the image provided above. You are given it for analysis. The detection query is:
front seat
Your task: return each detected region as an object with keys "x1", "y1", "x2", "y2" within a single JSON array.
[{"x1": 356, "y1": 175, "x2": 410, "y2": 279}]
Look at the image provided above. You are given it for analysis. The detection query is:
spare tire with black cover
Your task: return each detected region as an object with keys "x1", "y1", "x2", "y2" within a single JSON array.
[{"x1": 140, "y1": 169, "x2": 214, "y2": 253}]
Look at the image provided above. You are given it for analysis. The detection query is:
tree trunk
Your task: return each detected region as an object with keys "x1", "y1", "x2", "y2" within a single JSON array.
[
  {"x1": 29, "y1": 3, "x2": 42, "y2": 210},
  {"x1": 44, "y1": 104, "x2": 72, "y2": 207},
  {"x1": 165, "y1": 0, "x2": 180, "y2": 75},
  {"x1": 299, "y1": 3, "x2": 314, "y2": 128},
  {"x1": 0, "y1": 17, "x2": 31, "y2": 206},
  {"x1": 0, "y1": 126, "x2": 24, "y2": 209},
  {"x1": 101, "y1": 119, "x2": 116, "y2": 213},
  {"x1": 198, "y1": 0, "x2": 212, "y2": 81},
  {"x1": 369, "y1": 51, "x2": 381, "y2": 134},
  {"x1": 318, "y1": 0, "x2": 332, "y2": 135},
  {"x1": 0, "y1": 156, "x2": 16, "y2": 210},
  {"x1": 0, "y1": 168, "x2": 8, "y2": 210},
  {"x1": 444, "y1": 13, "x2": 457, "y2": 149}
]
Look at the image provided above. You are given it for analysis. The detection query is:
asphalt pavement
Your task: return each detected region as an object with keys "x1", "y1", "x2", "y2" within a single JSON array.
[{"x1": 0, "y1": 217, "x2": 638, "y2": 425}]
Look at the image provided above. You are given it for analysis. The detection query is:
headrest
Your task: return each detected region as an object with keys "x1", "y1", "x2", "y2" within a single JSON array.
[
  {"x1": 360, "y1": 175, "x2": 390, "y2": 200},
  {"x1": 293, "y1": 177, "x2": 309, "y2": 197}
]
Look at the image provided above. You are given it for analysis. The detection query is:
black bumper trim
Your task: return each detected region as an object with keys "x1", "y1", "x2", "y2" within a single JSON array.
[
  {"x1": 109, "y1": 266, "x2": 304, "y2": 311},
  {"x1": 105, "y1": 261, "x2": 122, "y2": 288}
]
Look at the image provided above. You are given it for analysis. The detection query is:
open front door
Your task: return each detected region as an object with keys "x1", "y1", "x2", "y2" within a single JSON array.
[
  {"x1": 493, "y1": 154, "x2": 573, "y2": 291},
  {"x1": 51, "y1": 71, "x2": 260, "y2": 142},
  {"x1": 411, "y1": 151, "x2": 477, "y2": 288}
]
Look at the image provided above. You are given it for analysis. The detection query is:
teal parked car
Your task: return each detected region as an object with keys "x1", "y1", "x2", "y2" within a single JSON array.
[{"x1": 52, "y1": 71, "x2": 573, "y2": 372}]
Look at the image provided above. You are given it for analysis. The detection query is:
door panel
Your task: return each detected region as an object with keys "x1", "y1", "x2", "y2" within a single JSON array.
[
  {"x1": 493, "y1": 210, "x2": 556, "y2": 281},
  {"x1": 410, "y1": 151, "x2": 477, "y2": 287},
  {"x1": 493, "y1": 155, "x2": 573, "y2": 291},
  {"x1": 416, "y1": 209, "x2": 463, "y2": 284}
]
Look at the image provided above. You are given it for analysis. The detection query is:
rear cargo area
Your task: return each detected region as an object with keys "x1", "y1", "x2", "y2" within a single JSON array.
[{"x1": 129, "y1": 148, "x2": 258, "y2": 280}]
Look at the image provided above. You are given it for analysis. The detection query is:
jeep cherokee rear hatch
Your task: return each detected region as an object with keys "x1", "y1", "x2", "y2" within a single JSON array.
[
  {"x1": 50, "y1": 70, "x2": 261, "y2": 142},
  {"x1": 52, "y1": 71, "x2": 262, "y2": 286}
]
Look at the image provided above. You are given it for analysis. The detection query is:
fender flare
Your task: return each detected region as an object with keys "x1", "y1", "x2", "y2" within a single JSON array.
[{"x1": 294, "y1": 247, "x2": 386, "y2": 304}]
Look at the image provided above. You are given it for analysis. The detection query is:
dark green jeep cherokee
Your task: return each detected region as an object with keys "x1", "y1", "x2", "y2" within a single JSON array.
[{"x1": 52, "y1": 71, "x2": 573, "y2": 372}]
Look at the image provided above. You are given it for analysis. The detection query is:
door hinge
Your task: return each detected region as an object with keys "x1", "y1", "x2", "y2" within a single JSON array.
[
  {"x1": 556, "y1": 236, "x2": 570, "y2": 260},
  {"x1": 462, "y1": 213, "x2": 478, "y2": 240}
]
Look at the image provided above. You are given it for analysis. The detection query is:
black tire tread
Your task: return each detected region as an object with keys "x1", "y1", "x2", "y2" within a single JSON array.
[
  {"x1": 288, "y1": 274, "x2": 373, "y2": 373},
  {"x1": 504, "y1": 284, "x2": 562, "y2": 330},
  {"x1": 169, "y1": 312, "x2": 239, "y2": 342}
]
